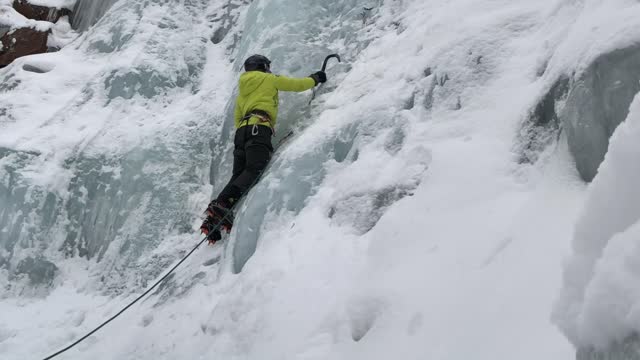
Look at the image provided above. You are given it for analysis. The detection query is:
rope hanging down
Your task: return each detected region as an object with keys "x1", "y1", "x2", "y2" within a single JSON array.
[
  {"x1": 41, "y1": 209, "x2": 235, "y2": 360},
  {"x1": 42, "y1": 123, "x2": 297, "y2": 359}
]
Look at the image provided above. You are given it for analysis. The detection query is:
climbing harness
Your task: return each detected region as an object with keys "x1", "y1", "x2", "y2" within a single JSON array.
[
  {"x1": 241, "y1": 110, "x2": 273, "y2": 128},
  {"x1": 241, "y1": 109, "x2": 274, "y2": 138}
]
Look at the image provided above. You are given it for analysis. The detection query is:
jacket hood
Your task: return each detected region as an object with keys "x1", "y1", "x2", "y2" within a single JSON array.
[{"x1": 239, "y1": 71, "x2": 269, "y2": 97}]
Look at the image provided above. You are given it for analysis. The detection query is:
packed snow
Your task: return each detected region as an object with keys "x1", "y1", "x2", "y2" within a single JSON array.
[{"x1": 0, "y1": 0, "x2": 638, "y2": 359}]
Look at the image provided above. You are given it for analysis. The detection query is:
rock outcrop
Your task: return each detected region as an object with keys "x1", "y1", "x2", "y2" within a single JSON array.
[
  {"x1": 0, "y1": 0, "x2": 74, "y2": 68},
  {"x1": 0, "y1": 27, "x2": 49, "y2": 66},
  {"x1": 12, "y1": 0, "x2": 71, "y2": 22}
]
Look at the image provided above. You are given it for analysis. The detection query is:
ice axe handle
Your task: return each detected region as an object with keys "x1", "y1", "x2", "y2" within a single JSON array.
[
  {"x1": 309, "y1": 54, "x2": 341, "y2": 106},
  {"x1": 321, "y1": 54, "x2": 341, "y2": 72}
]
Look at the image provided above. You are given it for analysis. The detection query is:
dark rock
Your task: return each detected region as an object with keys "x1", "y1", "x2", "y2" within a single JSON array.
[
  {"x1": 13, "y1": 0, "x2": 71, "y2": 22},
  {"x1": 0, "y1": 27, "x2": 49, "y2": 67}
]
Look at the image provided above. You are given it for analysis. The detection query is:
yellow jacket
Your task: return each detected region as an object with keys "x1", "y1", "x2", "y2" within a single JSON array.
[{"x1": 233, "y1": 71, "x2": 316, "y2": 129}]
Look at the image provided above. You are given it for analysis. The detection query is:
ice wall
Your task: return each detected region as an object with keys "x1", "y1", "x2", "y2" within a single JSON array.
[
  {"x1": 561, "y1": 45, "x2": 640, "y2": 182},
  {"x1": 0, "y1": 0, "x2": 603, "y2": 359},
  {"x1": 526, "y1": 46, "x2": 640, "y2": 183},
  {"x1": 0, "y1": 0, "x2": 241, "y2": 295},
  {"x1": 70, "y1": 0, "x2": 119, "y2": 31},
  {"x1": 535, "y1": 1, "x2": 640, "y2": 356},
  {"x1": 521, "y1": 1, "x2": 640, "y2": 182},
  {"x1": 554, "y1": 93, "x2": 640, "y2": 360},
  {"x1": 207, "y1": 0, "x2": 384, "y2": 273}
]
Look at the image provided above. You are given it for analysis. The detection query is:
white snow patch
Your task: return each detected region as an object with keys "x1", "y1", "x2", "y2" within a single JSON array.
[
  {"x1": 47, "y1": 15, "x2": 76, "y2": 48},
  {"x1": 23, "y1": 0, "x2": 77, "y2": 10}
]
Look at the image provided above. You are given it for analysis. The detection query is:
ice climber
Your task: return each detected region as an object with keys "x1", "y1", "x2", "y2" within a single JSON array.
[{"x1": 200, "y1": 54, "x2": 327, "y2": 242}]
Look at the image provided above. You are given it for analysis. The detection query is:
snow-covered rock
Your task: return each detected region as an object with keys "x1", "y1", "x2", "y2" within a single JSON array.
[
  {"x1": 0, "y1": 4, "x2": 53, "y2": 31},
  {"x1": 23, "y1": 0, "x2": 76, "y2": 10},
  {"x1": 13, "y1": 0, "x2": 71, "y2": 22},
  {"x1": 0, "y1": 1, "x2": 76, "y2": 67}
]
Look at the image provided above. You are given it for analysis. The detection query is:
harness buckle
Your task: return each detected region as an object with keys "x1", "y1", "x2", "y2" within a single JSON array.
[{"x1": 242, "y1": 110, "x2": 275, "y2": 136}]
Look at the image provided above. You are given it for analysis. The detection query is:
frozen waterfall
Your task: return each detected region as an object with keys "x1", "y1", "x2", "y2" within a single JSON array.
[
  {"x1": 1, "y1": 0, "x2": 640, "y2": 359},
  {"x1": 71, "y1": 0, "x2": 120, "y2": 31}
]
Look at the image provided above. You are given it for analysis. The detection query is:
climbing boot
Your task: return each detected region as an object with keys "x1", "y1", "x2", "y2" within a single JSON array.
[
  {"x1": 200, "y1": 217, "x2": 223, "y2": 244},
  {"x1": 205, "y1": 200, "x2": 234, "y2": 233}
]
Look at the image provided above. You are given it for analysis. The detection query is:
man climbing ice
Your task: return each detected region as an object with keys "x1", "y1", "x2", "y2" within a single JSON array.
[{"x1": 200, "y1": 54, "x2": 327, "y2": 243}]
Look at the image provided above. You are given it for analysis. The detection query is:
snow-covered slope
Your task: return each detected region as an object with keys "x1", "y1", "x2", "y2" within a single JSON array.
[{"x1": 0, "y1": 0, "x2": 639, "y2": 359}]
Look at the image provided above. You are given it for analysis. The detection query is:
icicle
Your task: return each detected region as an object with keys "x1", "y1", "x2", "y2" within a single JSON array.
[{"x1": 70, "y1": 0, "x2": 119, "y2": 31}]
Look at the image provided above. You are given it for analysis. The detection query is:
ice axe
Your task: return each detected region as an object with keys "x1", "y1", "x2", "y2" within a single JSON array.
[
  {"x1": 321, "y1": 53, "x2": 341, "y2": 72},
  {"x1": 309, "y1": 53, "x2": 341, "y2": 105}
]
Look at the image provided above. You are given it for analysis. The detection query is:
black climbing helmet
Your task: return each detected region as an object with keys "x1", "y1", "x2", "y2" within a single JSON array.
[{"x1": 244, "y1": 54, "x2": 271, "y2": 72}]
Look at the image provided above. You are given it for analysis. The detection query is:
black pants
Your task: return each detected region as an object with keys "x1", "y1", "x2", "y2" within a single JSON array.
[{"x1": 216, "y1": 124, "x2": 273, "y2": 206}]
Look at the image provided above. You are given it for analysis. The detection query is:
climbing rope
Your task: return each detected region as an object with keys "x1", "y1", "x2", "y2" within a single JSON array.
[{"x1": 41, "y1": 210, "x2": 234, "y2": 360}]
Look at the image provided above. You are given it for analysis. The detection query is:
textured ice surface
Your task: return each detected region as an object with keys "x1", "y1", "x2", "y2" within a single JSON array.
[
  {"x1": 2, "y1": 0, "x2": 640, "y2": 359},
  {"x1": 554, "y1": 94, "x2": 640, "y2": 359},
  {"x1": 518, "y1": 0, "x2": 640, "y2": 182},
  {"x1": 561, "y1": 45, "x2": 640, "y2": 182},
  {"x1": 207, "y1": 0, "x2": 383, "y2": 273},
  {"x1": 577, "y1": 334, "x2": 640, "y2": 360},
  {"x1": 70, "y1": 0, "x2": 119, "y2": 31},
  {"x1": 0, "y1": 0, "x2": 235, "y2": 295}
]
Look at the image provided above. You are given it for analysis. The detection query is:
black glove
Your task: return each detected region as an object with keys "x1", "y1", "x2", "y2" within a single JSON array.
[{"x1": 310, "y1": 71, "x2": 327, "y2": 85}]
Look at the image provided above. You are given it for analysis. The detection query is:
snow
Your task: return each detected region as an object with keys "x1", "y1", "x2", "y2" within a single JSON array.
[
  {"x1": 0, "y1": 0, "x2": 637, "y2": 359},
  {"x1": 47, "y1": 15, "x2": 76, "y2": 48},
  {"x1": 553, "y1": 94, "x2": 640, "y2": 350},
  {"x1": 24, "y1": 0, "x2": 77, "y2": 10},
  {"x1": 0, "y1": 4, "x2": 54, "y2": 31},
  {"x1": 547, "y1": 0, "x2": 640, "y2": 78}
]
